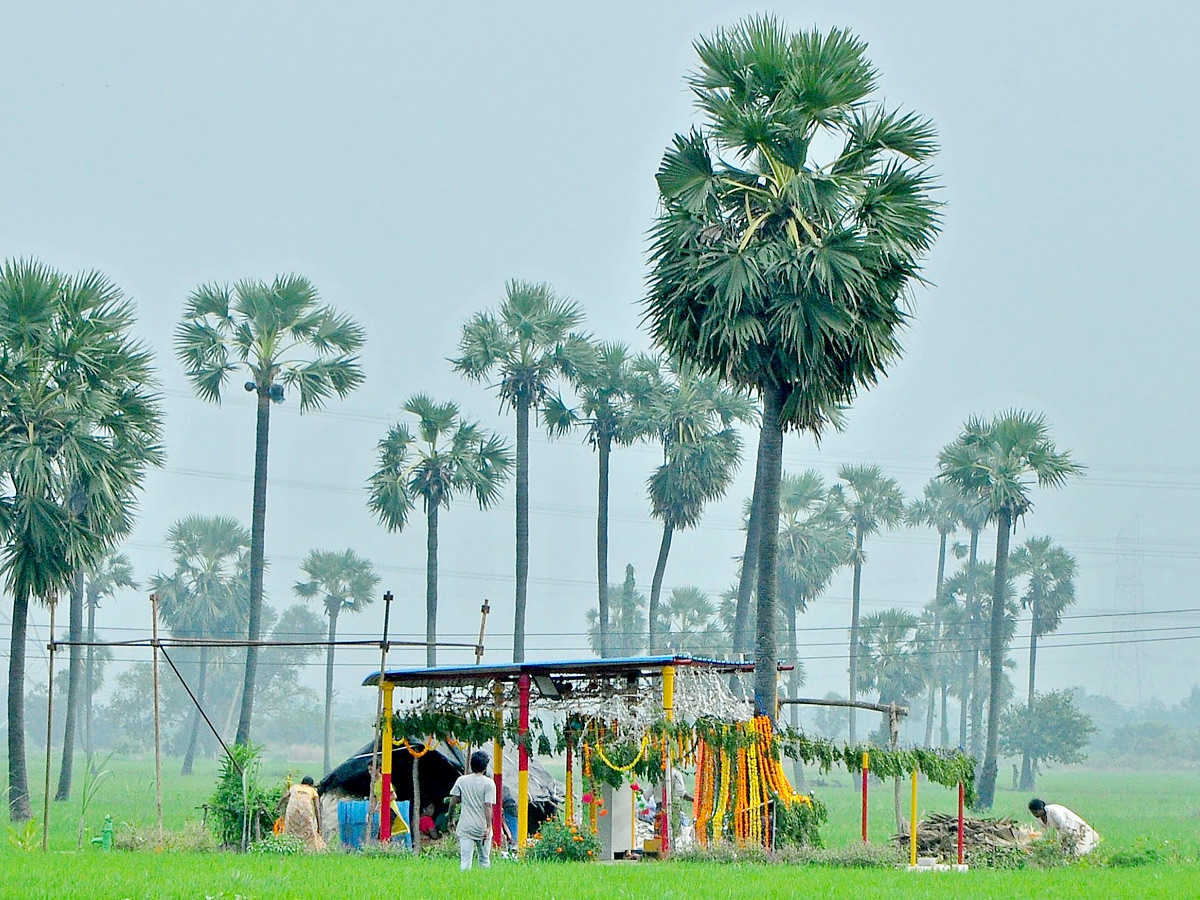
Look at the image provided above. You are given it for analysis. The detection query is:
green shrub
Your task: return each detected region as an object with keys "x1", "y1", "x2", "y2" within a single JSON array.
[
  {"x1": 774, "y1": 797, "x2": 827, "y2": 849},
  {"x1": 1106, "y1": 837, "x2": 1171, "y2": 867},
  {"x1": 208, "y1": 744, "x2": 277, "y2": 850},
  {"x1": 526, "y1": 816, "x2": 600, "y2": 861},
  {"x1": 249, "y1": 833, "x2": 305, "y2": 855}
]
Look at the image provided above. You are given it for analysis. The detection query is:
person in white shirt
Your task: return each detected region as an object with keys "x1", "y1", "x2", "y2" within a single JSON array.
[
  {"x1": 1028, "y1": 798, "x2": 1100, "y2": 855},
  {"x1": 448, "y1": 751, "x2": 496, "y2": 870}
]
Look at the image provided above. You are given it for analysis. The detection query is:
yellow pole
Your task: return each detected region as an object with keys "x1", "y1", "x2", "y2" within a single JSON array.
[
  {"x1": 910, "y1": 769, "x2": 918, "y2": 866},
  {"x1": 492, "y1": 680, "x2": 504, "y2": 848},
  {"x1": 381, "y1": 683, "x2": 394, "y2": 843},
  {"x1": 662, "y1": 665, "x2": 675, "y2": 855}
]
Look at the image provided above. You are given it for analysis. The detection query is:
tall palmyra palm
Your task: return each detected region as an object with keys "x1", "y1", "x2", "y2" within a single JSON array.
[
  {"x1": 175, "y1": 275, "x2": 365, "y2": 745},
  {"x1": 294, "y1": 548, "x2": 380, "y2": 773},
  {"x1": 83, "y1": 553, "x2": 137, "y2": 760},
  {"x1": 452, "y1": 281, "x2": 593, "y2": 662},
  {"x1": 661, "y1": 586, "x2": 728, "y2": 657},
  {"x1": 1, "y1": 259, "x2": 163, "y2": 821},
  {"x1": 637, "y1": 359, "x2": 755, "y2": 652},
  {"x1": 545, "y1": 343, "x2": 647, "y2": 657},
  {"x1": 367, "y1": 394, "x2": 511, "y2": 667},
  {"x1": 644, "y1": 17, "x2": 940, "y2": 713},
  {"x1": 939, "y1": 411, "x2": 1082, "y2": 807},
  {"x1": 838, "y1": 464, "x2": 905, "y2": 742},
  {"x1": 1010, "y1": 535, "x2": 1077, "y2": 789},
  {"x1": 856, "y1": 608, "x2": 927, "y2": 709},
  {"x1": 906, "y1": 478, "x2": 963, "y2": 746},
  {"x1": 150, "y1": 515, "x2": 251, "y2": 775}
]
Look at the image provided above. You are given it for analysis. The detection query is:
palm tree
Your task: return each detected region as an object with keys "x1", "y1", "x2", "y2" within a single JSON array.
[
  {"x1": 939, "y1": 411, "x2": 1082, "y2": 806},
  {"x1": 367, "y1": 395, "x2": 512, "y2": 667},
  {"x1": 647, "y1": 430, "x2": 742, "y2": 651},
  {"x1": 451, "y1": 281, "x2": 593, "y2": 662},
  {"x1": 83, "y1": 553, "x2": 136, "y2": 761},
  {"x1": 644, "y1": 18, "x2": 940, "y2": 714},
  {"x1": 857, "y1": 608, "x2": 928, "y2": 710},
  {"x1": 175, "y1": 275, "x2": 365, "y2": 745},
  {"x1": 294, "y1": 549, "x2": 380, "y2": 773},
  {"x1": 1, "y1": 260, "x2": 164, "y2": 821},
  {"x1": 544, "y1": 343, "x2": 646, "y2": 657},
  {"x1": 1010, "y1": 536, "x2": 1077, "y2": 789},
  {"x1": 661, "y1": 586, "x2": 729, "y2": 657},
  {"x1": 838, "y1": 464, "x2": 905, "y2": 742},
  {"x1": 149, "y1": 516, "x2": 251, "y2": 775},
  {"x1": 906, "y1": 479, "x2": 962, "y2": 746}
]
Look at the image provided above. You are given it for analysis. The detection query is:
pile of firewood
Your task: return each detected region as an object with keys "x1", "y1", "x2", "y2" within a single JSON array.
[{"x1": 894, "y1": 813, "x2": 1034, "y2": 858}]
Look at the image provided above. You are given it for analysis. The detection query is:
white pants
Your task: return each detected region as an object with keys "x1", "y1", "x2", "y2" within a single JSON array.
[{"x1": 459, "y1": 836, "x2": 491, "y2": 869}]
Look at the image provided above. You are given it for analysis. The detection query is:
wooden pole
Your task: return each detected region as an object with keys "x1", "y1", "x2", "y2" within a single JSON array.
[
  {"x1": 492, "y1": 680, "x2": 504, "y2": 848},
  {"x1": 370, "y1": 592, "x2": 393, "y2": 842},
  {"x1": 516, "y1": 672, "x2": 530, "y2": 855},
  {"x1": 890, "y1": 702, "x2": 903, "y2": 833},
  {"x1": 661, "y1": 664, "x2": 675, "y2": 856},
  {"x1": 41, "y1": 597, "x2": 57, "y2": 852},
  {"x1": 150, "y1": 593, "x2": 164, "y2": 849},
  {"x1": 410, "y1": 739, "x2": 421, "y2": 855},
  {"x1": 475, "y1": 600, "x2": 490, "y2": 665}
]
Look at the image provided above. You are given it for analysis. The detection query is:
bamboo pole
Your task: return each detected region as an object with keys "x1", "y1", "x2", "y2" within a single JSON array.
[
  {"x1": 910, "y1": 769, "x2": 918, "y2": 866},
  {"x1": 41, "y1": 597, "x2": 57, "y2": 852},
  {"x1": 516, "y1": 673, "x2": 530, "y2": 856},
  {"x1": 369, "y1": 592, "x2": 393, "y2": 842},
  {"x1": 150, "y1": 593, "x2": 164, "y2": 849}
]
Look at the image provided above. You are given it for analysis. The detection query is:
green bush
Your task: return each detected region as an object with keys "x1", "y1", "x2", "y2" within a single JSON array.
[
  {"x1": 774, "y1": 797, "x2": 827, "y2": 849},
  {"x1": 208, "y1": 744, "x2": 278, "y2": 850},
  {"x1": 250, "y1": 833, "x2": 306, "y2": 855},
  {"x1": 526, "y1": 816, "x2": 600, "y2": 861},
  {"x1": 112, "y1": 821, "x2": 217, "y2": 852}
]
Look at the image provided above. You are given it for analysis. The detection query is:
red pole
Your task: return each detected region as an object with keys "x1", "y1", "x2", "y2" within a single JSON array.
[
  {"x1": 517, "y1": 673, "x2": 531, "y2": 854},
  {"x1": 861, "y1": 750, "x2": 869, "y2": 843},
  {"x1": 492, "y1": 681, "x2": 504, "y2": 848},
  {"x1": 957, "y1": 781, "x2": 965, "y2": 865}
]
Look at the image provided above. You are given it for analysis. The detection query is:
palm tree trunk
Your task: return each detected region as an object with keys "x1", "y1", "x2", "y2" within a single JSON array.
[
  {"x1": 55, "y1": 570, "x2": 85, "y2": 801},
  {"x1": 787, "y1": 598, "x2": 809, "y2": 793},
  {"x1": 847, "y1": 524, "x2": 865, "y2": 744},
  {"x1": 85, "y1": 588, "x2": 97, "y2": 762},
  {"x1": 979, "y1": 509, "x2": 1013, "y2": 808},
  {"x1": 7, "y1": 591, "x2": 32, "y2": 821},
  {"x1": 426, "y1": 503, "x2": 439, "y2": 668},
  {"x1": 925, "y1": 530, "x2": 948, "y2": 747},
  {"x1": 940, "y1": 683, "x2": 950, "y2": 749},
  {"x1": 958, "y1": 664, "x2": 969, "y2": 749},
  {"x1": 969, "y1": 646, "x2": 984, "y2": 760},
  {"x1": 323, "y1": 607, "x2": 338, "y2": 775},
  {"x1": 752, "y1": 381, "x2": 785, "y2": 718},
  {"x1": 732, "y1": 411, "x2": 770, "y2": 658},
  {"x1": 966, "y1": 527, "x2": 982, "y2": 760},
  {"x1": 1019, "y1": 620, "x2": 1038, "y2": 791},
  {"x1": 237, "y1": 388, "x2": 272, "y2": 746},
  {"x1": 596, "y1": 436, "x2": 611, "y2": 658},
  {"x1": 513, "y1": 394, "x2": 530, "y2": 663},
  {"x1": 181, "y1": 645, "x2": 209, "y2": 776},
  {"x1": 648, "y1": 523, "x2": 674, "y2": 654}
]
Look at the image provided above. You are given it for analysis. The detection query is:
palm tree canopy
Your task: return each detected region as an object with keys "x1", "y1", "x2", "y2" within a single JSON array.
[
  {"x1": 294, "y1": 548, "x2": 380, "y2": 619},
  {"x1": 1010, "y1": 536, "x2": 1077, "y2": 638},
  {"x1": 367, "y1": 395, "x2": 513, "y2": 530},
  {"x1": 857, "y1": 608, "x2": 928, "y2": 704},
  {"x1": 633, "y1": 355, "x2": 758, "y2": 447},
  {"x1": 648, "y1": 429, "x2": 742, "y2": 531},
  {"x1": 0, "y1": 259, "x2": 165, "y2": 603},
  {"x1": 85, "y1": 552, "x2": 138, "y2": 609},
  {"x1": 150, "y1": 515, "x2": 251, "y2": 637},
  {"x1": 543, "y1": 341, "x2": 649, "y2": 448},
  {"x1": 777, "y1": 471, "x2": 852, "y2": 611},
  {"x1": 938, "y1": 411, "x2": 1083, "y2": 523},
  {"x1": 838, "y1": 464, "x2": 905, "y2": 537},
  {"x1": 906, "y1": 478, "x2": 962, "y2": 536},
  {"x1": 644, "y1": 16, "x2": 941, "y2": 432},
  {"x1": 174, "y1": 274, "x2": 365, "y2": 412},
  {"x1": 450, "y1": 280, "x2": 594, "y2": 422}
]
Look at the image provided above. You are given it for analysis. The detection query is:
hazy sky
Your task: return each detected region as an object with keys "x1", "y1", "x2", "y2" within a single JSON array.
[{"x1": 3, "y1": 1, "x2": 1199, "y2": 726}]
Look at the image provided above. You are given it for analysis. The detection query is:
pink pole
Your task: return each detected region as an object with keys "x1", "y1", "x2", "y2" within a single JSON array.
[
  {"x1": 861, "y1": 751, "x2": 869, "y2": 843},
  {"x1": 957, "y1": 782, "x2": 965, "y2": 865}
]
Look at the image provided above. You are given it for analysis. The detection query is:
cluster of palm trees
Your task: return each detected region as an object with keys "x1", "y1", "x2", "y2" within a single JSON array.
[{"x1": 2, "y1": 16, "x2": 1082, "y2": 822}]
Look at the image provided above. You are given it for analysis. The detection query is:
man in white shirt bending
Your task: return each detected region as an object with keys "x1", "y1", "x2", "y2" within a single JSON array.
[
  {"x1": 449, "y1": 751, "x2": 496, "y2": 869},
  {"x1": 1028, "y1": 797, "x2": 1100, "y2": 856}
]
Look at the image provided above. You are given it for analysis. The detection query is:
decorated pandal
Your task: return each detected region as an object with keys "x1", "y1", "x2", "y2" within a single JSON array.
[{"x1": 365, "y1": 656, "x2": 813, "y2": 857}]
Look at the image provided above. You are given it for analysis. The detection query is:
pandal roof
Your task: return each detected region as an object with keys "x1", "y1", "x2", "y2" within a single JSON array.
[{"x1": 362, "y1": 654, "x2": 753, "y2": 688}]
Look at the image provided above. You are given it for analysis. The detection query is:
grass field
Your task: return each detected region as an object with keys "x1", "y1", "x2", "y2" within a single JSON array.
[{"x1": 3, "y1": 757, "x2": 1198, "y2": 899}]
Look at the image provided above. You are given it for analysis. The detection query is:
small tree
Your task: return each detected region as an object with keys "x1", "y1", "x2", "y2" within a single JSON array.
[{"x1": 1000, "y1": 690, "x2": 1094, "y2": 786}]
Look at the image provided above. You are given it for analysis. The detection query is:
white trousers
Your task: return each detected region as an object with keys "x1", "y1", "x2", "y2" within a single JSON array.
[{"x1": 459, "y1": 836, "x2": 491, "y2": 869}]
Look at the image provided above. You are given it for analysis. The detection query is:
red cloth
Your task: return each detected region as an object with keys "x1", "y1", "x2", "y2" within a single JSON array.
[{"x1": 419, "y1": 815, "x2": 436, "y2": 832}]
